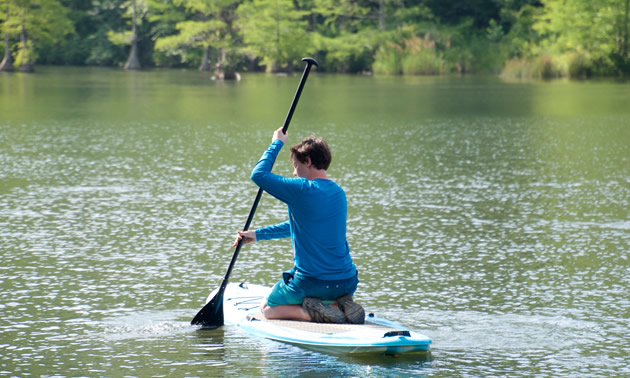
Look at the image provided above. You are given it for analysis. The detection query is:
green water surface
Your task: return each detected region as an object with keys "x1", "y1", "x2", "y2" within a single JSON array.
[{"x1": 1, "y1": 67, "x2": 629, "y2": 376}]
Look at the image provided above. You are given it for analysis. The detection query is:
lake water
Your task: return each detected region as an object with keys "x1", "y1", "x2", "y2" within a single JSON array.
[{"x1": 1, "y1": 67, "x2": 629, "y2": 376}]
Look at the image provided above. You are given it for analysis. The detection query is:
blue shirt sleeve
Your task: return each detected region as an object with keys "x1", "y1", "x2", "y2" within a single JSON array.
[
  {"x1": 256, "y1": 220, "x2": 290, "y2": 240},
  {"x1": 250, "y1": 139, "x2": 305, "y2": 207},
  {"x1": 251, "y1": 140, "x2": 294, "y2": 241}
]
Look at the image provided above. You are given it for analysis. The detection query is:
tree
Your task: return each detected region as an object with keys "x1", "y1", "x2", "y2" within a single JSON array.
[
  {"x1": 612, "y1": 0, "x2": 630, "y2": 72},
  {"x1": 500, "y1": 1, "x2": 542, "y2": 58},
  {"x1": 426, "y1": 0, "x2": 502, "y2": 28},
  {"x1": 154, "y1": 0, "x2": 241, "y2": 76},
  {"x1": 311, "y1": 0, "x2": 370, "y2": 33},
  {"x1": 237, "y1": 0, "x2": 310, "y2": 72},
  {"x1": 0, "y1": 0, "x2": 73, "y2": 72},
  {"x1": 389, "y1": 0, "x2": 434, "y2": 28},
  {"x1": 108, "y1": 0, "x2": 147, "y2": 70},
  {"x1": 533, "y1": 0, "x2": 629, "y2": 75},
  {"x1": 307, "y1": 0, "x2": 373, "y2": 72},
  {"x1": 0, "y1": 1, "x2": 12, "y2": 71},
  {"x1": 125, "y1": 0, "x2": 141, "y2": 69},
  {"x1": 624, "y1": 0, "x2": 630, "y2": 58},
  {"x1": 146, "y1": 0, "x2": 186, "y2": 67}
]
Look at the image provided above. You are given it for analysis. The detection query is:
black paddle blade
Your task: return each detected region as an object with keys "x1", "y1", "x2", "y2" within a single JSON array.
[{"x1": 190, "y1": 290, "x2": 224, "y2": 328}]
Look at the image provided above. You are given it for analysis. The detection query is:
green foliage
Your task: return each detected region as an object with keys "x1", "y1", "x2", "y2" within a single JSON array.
[
  {"x1": 306, "y1": 0, "x2": 382, "y2": 73},
  {"x1": 501, "y1": 56, "x2": 561, "y2": 79},
  {"x1": 146, "y1": 0, "x2": 188, "y2": 66},
  {"x1": 501, "y1": 0, "x2": 630, "y2": 77},
  {"x1": 401, "y1": 36, "x2": 445, "y2": 75},
  {"x1": 486, "y1": 19, "x2": 504, "y2": 43},
  {"x1": 500, "y1": 3, "x2": 542, "y2": 59},
  {"x1": 107, "y1": 0, "x2": 147, "y2": 46},
  {"x1": 1, "y1": 0, "x2": 628, "y2": 77},
  {"x1": 311, "y1": 0, "x2": 370, "y2": 34},
  {"x1": 237, "y1": 0, "x2": 310, "y2": 72},
  {"x1": 82, "y1": 0, "x2": 130, "y2": 66},
  {"x1": 566, "y1": 51, "x2": 593, "y2": 78},
  {"x1": 373, "y1": 30, "x2": 446, "y2": 75},
  {"x1": 427, "y1": 0, "x2": 502, "y2": 28},
  {"x1": 311, "y1": 30, "x2": 376, "y2": 72},
  {"x1": 391, "y1": 1, "x2": 435, "y2": 25},
  {"x1": 14, "y1": 40, "x2": 35, "y2": 67},
  {"x1": 153, "y1": 0, "x2": 241, "y2": 70},
  {"x1": 155, "y1": 5, "x2": 227, "y2": 51},
  {"x1": 16, "y1": 0, "x2": 74, "y2": 44},
  {"x1": 107, "y1": 30, "x2": 134, "y2": 46},
  {"x1": 0, "y1": 0, "x2": 73, "y2": 68}
]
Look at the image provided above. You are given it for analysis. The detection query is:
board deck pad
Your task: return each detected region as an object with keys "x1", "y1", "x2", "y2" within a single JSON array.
[
  {"x1": 210, "y1": 282, "x2": 432, "y2": 355},
  {"x1": 247, "y1": 314, "x2": 404, "y2": 335}
]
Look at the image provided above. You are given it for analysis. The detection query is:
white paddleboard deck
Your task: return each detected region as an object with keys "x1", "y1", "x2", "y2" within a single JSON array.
[{"x1": 210, "y1": 282, "x2": 432, "y2": 355}]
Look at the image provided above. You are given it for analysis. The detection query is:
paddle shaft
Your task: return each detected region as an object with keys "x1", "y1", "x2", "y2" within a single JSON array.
[
  {"x1": 223, "y1": 58, "x2": 317, "y2": 283},
  {"x1": 191, "y1": 58, "x2": 318, "y2": 327}
]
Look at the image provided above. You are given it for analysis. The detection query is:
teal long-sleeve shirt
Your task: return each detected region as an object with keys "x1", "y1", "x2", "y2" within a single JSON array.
[{"x1": 252, "y1": 139, "x2": 356, "y2": 281}]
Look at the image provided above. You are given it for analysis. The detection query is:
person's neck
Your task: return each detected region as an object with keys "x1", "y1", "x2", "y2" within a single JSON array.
[{"x1": 307, "y1": 169, "x2": 328, "y2": 181}]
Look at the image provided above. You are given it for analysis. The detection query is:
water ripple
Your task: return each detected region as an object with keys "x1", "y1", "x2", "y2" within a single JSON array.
[{"x1": 1, "y1": 113, "x2": 628, "y2": 376}]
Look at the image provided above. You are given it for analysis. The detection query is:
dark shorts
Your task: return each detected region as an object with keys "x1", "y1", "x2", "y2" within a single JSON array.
[{"x1": 266, "y1": 268, "x2": 359, "y2": 307}]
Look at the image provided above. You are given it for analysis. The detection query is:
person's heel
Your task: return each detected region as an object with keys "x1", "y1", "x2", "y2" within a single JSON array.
[
  {"x1": 302, "y1": 297, "x2": 346, "y2": 323},
  {"x1": 336, "y1": 294, "x2": 365, "y2": 324}
]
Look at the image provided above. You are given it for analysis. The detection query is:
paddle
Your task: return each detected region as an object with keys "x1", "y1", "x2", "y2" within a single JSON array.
[{"x1": 191, "y1": 57, "x2": 319, "y2": 329}]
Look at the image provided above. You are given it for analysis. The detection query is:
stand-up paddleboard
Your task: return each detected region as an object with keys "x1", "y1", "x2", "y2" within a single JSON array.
[{"x1": 209, "y1": 282, "x2": 432, "y2": 355}]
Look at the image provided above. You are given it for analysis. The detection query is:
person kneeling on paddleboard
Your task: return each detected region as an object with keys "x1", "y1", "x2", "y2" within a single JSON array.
[{"x1": 232, "y1": 128, "x2": 364, "y2": 324}]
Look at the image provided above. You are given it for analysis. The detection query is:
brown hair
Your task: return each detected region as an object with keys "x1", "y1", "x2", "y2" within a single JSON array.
[{"x1": 290, "y1": 136, "x2": 332, "y2": 170}]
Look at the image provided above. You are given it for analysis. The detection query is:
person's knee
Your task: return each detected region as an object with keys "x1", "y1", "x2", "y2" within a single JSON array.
[{"x1": 261, "y1": 303, "x2": 270, "y2": 318}]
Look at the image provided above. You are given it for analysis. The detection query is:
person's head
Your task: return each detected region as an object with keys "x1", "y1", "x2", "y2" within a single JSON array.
[{"x1": 290, "y1": 136, "x2": 332, "y2": 176}]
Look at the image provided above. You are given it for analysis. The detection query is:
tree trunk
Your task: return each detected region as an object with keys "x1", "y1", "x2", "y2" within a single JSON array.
[
  {"x1": 213, "y1": 47, "x2": 239, "y2": 80},
  {"x1": 124, "y1": 0, "x2": 141, "y2": 70},
  {"x1": 19, "y1": 23, "x2": 33, "y2": 73},
  {"x1": 124, "y1": 42, "x2": 141, "y2": 70},
  {"x1": 378, "y1": 0, "x2": 385, "y2": 31},
  {"x1": 199, "y1": 46, "x2": 210, "y2": 71},
  {"x1": 624, "y1": 0, "x2": 629, "y2": 58},
  {"x1": 0, "y1": 13, "x2": 12, "y2": 72}
]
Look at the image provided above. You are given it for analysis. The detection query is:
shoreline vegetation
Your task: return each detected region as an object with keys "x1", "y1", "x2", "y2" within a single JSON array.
[{"x1": 1, "y1": 0, "x2": 629, "y2": 79}]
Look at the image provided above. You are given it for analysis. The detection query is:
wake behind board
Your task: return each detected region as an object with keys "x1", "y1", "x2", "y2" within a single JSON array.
[{"x1": 208, "y1": 282, "x2": 431, "y2": 355}]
